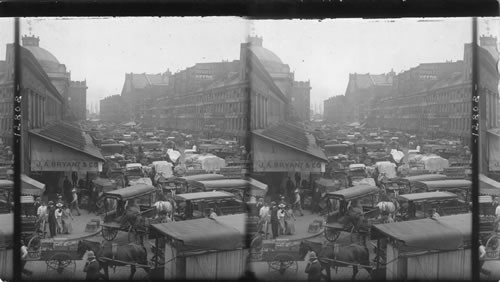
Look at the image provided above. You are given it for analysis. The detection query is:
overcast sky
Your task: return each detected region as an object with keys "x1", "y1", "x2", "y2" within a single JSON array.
[{"x1": 0, "y1": 17, "x2": 498, "y2": 112}]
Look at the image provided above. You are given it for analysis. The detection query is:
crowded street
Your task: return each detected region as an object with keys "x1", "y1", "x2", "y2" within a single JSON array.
[{"x1": 0, "y1": 17, "x2": 497, "y2": 281}]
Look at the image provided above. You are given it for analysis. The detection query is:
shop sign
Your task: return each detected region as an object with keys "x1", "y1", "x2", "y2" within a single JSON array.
[
  {"x1": 254, "y1": 160, "x2": 325, "y2": 172},
  {"x1": 31, "y1": 160, "x2": 102, "y2": 172}
]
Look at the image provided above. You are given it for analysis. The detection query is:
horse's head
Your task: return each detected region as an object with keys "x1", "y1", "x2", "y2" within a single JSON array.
[{"x1": 77, "y1": 240, "x2": 98, "y2": 258}]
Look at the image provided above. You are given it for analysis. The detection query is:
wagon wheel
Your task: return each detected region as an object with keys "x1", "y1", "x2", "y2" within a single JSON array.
[
  {"x1": 45, "y1": 253, "x2": 76, "y2": 275},
  {"x1": 27, "y1": 234, "x2": 41, "y2": 259},
  {"x1": 267, "y1": 254, "x2": 298, "y2": 276},
  {"x1": 102, "y1": 226, "x2": 118, "y2": 241},
  {"x1": 324, "y1": 227, "x2": 341, "y2": 242}
]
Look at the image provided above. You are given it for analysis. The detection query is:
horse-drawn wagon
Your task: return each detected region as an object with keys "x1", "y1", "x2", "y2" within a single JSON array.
[
  {"x1": 173, "y1": 191, "x2": 247, "y2": 220},
  {"x1": 322, "y1": 185, "x2": 382, "y2": 242},
  {"x1": 370, "y1": 213, "x2": 472, "y2": 280},
  {"x1": 25, "y1": 238, "x2": 84, "y2": 278},
  {"x1": 149, "y1": 214, "x2": 248, "y2": 280},
  {"x1": 99, "y1": 184, "x2": 158, "y2": 242},
  {"x1": 397, "y1": 191, "x2": 469, "y2": 221}
]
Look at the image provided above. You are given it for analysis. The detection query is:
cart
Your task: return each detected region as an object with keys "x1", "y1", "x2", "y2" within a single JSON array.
[
  {"x1": 26, "y1": 239, "x2": 83, "y2": 277},
  {"x1": 322, "y1": 185, "x2": 381, "y2": 242},
  {"x1": 99, "y1": 184, "x2": 158, "y2": 243},
  {"x1": 249, "y1": 238, "x2": 307, "y2": 275}
]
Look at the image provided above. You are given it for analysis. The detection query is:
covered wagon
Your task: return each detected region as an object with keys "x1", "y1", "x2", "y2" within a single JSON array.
[
  {"x1": 371, "y1": 213, "x2": 471, "y2": 280},
  {"x1": 149, "y1": 214, "x2": 248, "y2": 280}
]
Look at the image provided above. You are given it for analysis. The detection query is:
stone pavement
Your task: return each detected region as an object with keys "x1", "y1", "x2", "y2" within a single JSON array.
[
  {"x1": 42, "y1": 209, "x2": 102, "y2": 241},
  {"x1": 260, "y1": 209, "x2": 324, "y2": 241}
]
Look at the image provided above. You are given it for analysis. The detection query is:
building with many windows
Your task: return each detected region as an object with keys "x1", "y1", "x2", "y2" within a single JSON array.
[
  {"x1": 150, "y1": 37, "x2": 311, "y2": 139},
  {"x1": 367, "y1": 36, "x2": 499, "y2": 147},
  {"x1": 99, "y1": 95, "x2": 129, "y2": 123},
  {"x1": 21, "y1": 35, "x2": 88, "y2": 121},
  {"x1": 120, "y1": 71, "x2": 170, "y2": 124}
]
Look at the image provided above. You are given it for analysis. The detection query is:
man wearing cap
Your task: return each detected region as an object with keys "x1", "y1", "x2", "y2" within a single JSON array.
[
  {"x1": 293, "y1": 190, "x2": 304, "y2": 216},
  {"x1": 270, "y1": 202, "x2": 279, "y2": 239},
  {"x1": 47, "y1": 201, "x2": 57, "y2": 238},
  {"x1": 71, "y1": 188, "x2": 81, "y2": 216},
  {"x1": 305, "y1": 251, "x2": 322, "y2": 281},
  {"x1": 83, "y1": 251, "x2": 103, "y2": 280}
]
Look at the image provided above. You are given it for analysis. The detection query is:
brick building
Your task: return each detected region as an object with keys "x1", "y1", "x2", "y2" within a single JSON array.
[
  {"x1": 120, "y1": 71, "x2": 170, "y2": 124},
  {"x1": 21, "y1": 35, "x2": 88, "y2": 121},
  {"x1": 99, "y1": 95, "x2": 129, "y2": 123},
  {"x1": 290, "y1": 81, "x2": 311, "y2": 122},
  {"x1": 367, "y1": 36, "x2": 499, "y2": 147},
  {"x1": 323, "y1": 95, "x2": 349, "y2": 124},
  {"x1": 67, "y1": 80, "x2": 87, "y2": 121},
  {"x1": 0, "y1": 42, "x2": 65, "y2": 172}
]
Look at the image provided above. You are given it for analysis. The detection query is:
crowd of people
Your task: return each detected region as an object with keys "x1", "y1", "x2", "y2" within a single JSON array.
[{"x1": 34, "y1": 187, "x2": 80, "y2": 238}]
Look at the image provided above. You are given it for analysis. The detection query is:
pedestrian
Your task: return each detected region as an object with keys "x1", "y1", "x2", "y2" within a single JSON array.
[
  {"x1": 33, "y1": 197, "x2": 41, "y2": 217},
  {"x1": 285, "y1": 205, "x2": 296, "y2": 235},
  {"x1": 294, "y1": 172, "x2": 301, "y2": 190},
  {"x1": 479, "y1": 240, "x2": 491, "y2": 276},
  {"x1": 62, "y1": 204, "x2": 74, "y2": 234},
  {"x1": 47, "y1": 201, "x2": 57, "y2": 238},
  {"x1": 83, "y1": 251, "x2": 104, "y2": 280},
  {"x1": 270, "y1": 202, "x2": 279, "y2": 239},
  {"x1": 71, "y1": 188, "x2": 81, "y2": 216},
  {"x1": 278, "y1": 204, "x2": 286, "y2": 235},
  {"x1": 286, "y1": 176, "x2": 295, "y2": 203},
  {"x1": 304, "y1": 251, "x2": 322, "y2": 282},
  {"x1": 495, "y1": 200, "x2": 500, "y2": 220},
  {"x1": 208, "y1": 208, "x2": 217, "y2": 219},
  {"x1": 312, "y1": 186, "x2": 321, "y2": 214},
  {"x1": 63, "y1": 175, "x2": 73, "y2": 203},
  {"x1": 293, "y1": 189, "x2": 304, "y2": 216},
  {"x1": 36, "y1": 201, "x2": 48, "y2": 235},
  {"x1": 431, "y1": 208, "x2": 440, "y2": 219},
  {"x1": 255, "y1": 197, "x2": 264, "y2": 217},
  {"x1": 259, "y1": 202, "x2": 271, "y2": 239},
  {"x1": 72, "y1": 171, "x2": 78, "y2": 187},
  {"x1": 55, "y1": 203, "x2": 63, "y2": 234},
  {"x1": 21, "y1": 240, "x2": 32, "y2": 276}
]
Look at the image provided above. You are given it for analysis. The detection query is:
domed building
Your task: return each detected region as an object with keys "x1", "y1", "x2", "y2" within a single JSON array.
[
  {"x1": 22, "y1": 35, "x2": 87, "y2": 121},
  {"x1": 245, "y1": 36, "x2": 311, "y2": 122}
]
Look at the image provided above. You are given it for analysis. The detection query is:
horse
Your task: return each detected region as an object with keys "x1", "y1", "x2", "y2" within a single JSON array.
[
  {"x1": 154, "y1": 199, "x2": 174, "y2": 222},
  {"x1": 299, "y1": 240, "x2": 372, "y2": 281},
  {"x1": 376, "y1": 201, "x2": 398, "y2": 222},
  {"x1": 77, "y1": 239, "x2": 151, "y2": 280}
]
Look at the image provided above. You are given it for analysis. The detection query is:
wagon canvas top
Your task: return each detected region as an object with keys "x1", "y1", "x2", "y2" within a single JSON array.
[
  {"x1": 150, "y1": 214, "x2": 246, "y2": 251},
  {"x1": 371, "y1": 213, "x2": 471, "y2": 251},
  {"x1": 398, "y1": 191, "x2": 458, "y2": 202},
  {"x1": 182, "y1": 174, "x2": 226, "y2": 181},
  {"x1": 325, "y1": 185, "x2": 379, "y2": 201},
  {"x1": 417, "y1": 179, "x2": 472, "y2": 190},
  {"x1": 0, "y1": 179, "x2": 13, "y2": 189},
  {"x1": 403, "y1": 174, "x2": 449, "y2": 182},
  {"x1": 175, "y1": 191, "x2": 236, "y2": 201},
  {"x1": 193, "y1": 178, "x2": 267, "y2": 194},
  {"x1": 102, "y1": 184, "x2": 156, "y2": 200}
]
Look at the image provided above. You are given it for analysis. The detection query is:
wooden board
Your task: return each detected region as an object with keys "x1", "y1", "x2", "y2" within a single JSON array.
[{"x1": 185, "y1": 252, "x2": 217, "y2": 279}]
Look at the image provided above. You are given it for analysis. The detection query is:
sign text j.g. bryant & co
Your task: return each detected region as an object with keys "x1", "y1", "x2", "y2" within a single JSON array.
[
  {"x1": 31, "y1": 160, "x2": 102, "y2": 171},
  {"x1": 254, "y1": 160, "x2": 324, "y2": 172}
]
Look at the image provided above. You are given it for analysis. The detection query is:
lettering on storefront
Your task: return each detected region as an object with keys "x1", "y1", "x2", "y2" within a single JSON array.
[
  {"x1": 254, "y1": 160, "x2": 324, "y2": 172},
  {"x1": 31, "y1": 160, "x2": 102, "y2": 171}
]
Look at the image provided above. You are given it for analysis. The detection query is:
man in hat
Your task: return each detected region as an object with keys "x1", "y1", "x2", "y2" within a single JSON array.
[
  {"x1": 71, "y1": 188, "x2": 81, "y2": 216},
  {"x1": 83, "y1": 250, "x2": 103, "y2": 280},
  {"x1": 21, "y1": 240, "x2": 32, "y2": 276},
  {"x1": 47, "y1": 201, "x2": 57, "y2": 238},
  {"x1": 293, "y1": 189, "x2": 304, "y2": 216},
  {"x1": 270, "y1": 201, "x2": 279, "y2": 239},
  {"x1": 431, "y1": 208, "x2": 440, "y2": 219},
  {"x1": 305, "y1": 251, "x2": 322, "y2": 281}
]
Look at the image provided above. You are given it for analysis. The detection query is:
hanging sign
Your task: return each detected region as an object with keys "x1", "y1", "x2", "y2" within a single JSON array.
[{"x1": 31, "y1": 160, "x2": 103, "y2": 172}]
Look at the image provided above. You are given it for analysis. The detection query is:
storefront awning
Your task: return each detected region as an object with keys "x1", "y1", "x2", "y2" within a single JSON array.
[
  {"x1": 480, "y1": 174, "x2": 500, "y2": 196},
  {"x1": 252, "y1": 122, "x2": 327, "y2": 173},
  {"x1": 30, "y1": 121, "x2": 104, "y2": 172},
  {"x1": 21, "y1": 174, "x2": 45, "y2": 196}
]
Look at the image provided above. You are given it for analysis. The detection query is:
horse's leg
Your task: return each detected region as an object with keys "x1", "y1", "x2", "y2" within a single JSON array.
[
  {"x1": 102, "y1": 264, "x2": 110, "y2": 280},
  {"x1": 129, "y1": 265, "x2": 136, "y2": 280},
  {"x1": 351, "y1": 265, "x2": 358, "y2": 280},
  {"x1": 325, "y1": 263, "x2": 332, "y2": 281}
]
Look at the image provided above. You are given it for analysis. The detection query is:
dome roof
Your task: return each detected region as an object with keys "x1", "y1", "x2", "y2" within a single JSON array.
[
  {"x1": 249, "y1": 46, "x2": 283, "y2": 64},
  {"x1": 24, "y1": 46, "x2": 60, "y2": 65}
]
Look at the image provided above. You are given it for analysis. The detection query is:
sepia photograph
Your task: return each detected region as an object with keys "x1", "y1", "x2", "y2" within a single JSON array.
[{"x1": 0, "y1": 16, "x2": 498, "y2": 280}]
